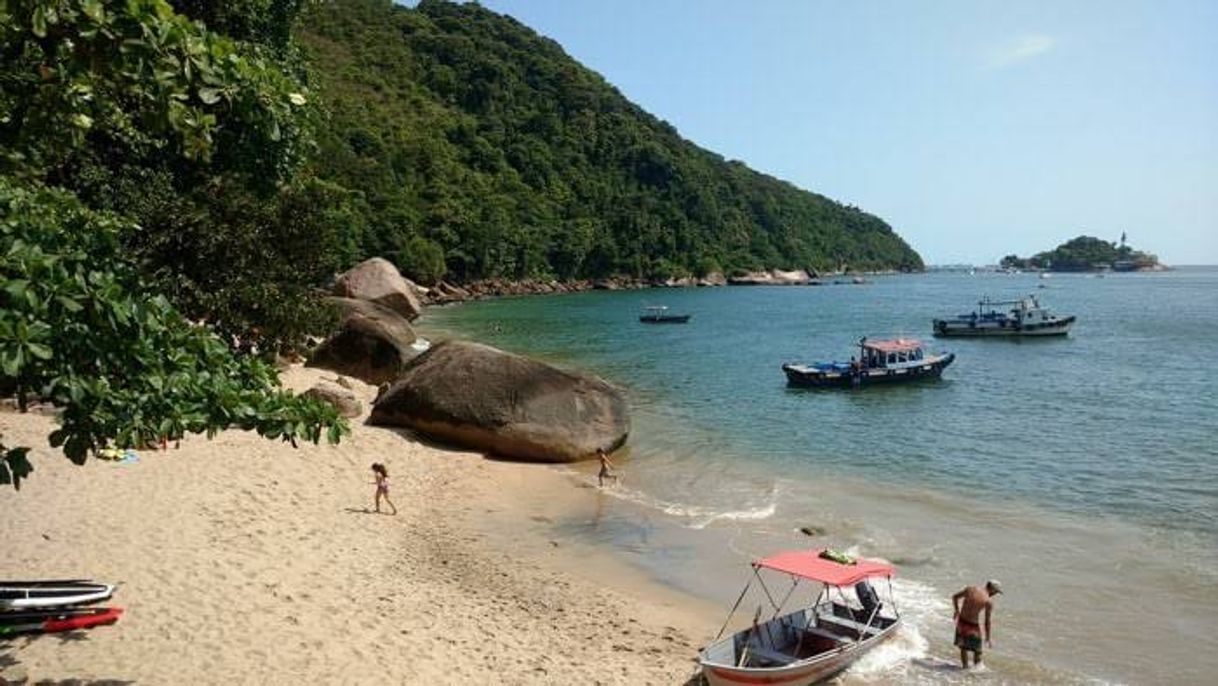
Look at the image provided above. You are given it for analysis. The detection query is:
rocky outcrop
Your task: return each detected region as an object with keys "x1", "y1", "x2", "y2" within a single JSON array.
[
  {"x1": 306, "y1": 298, "x2": 418, "y2": 385},
  {"x1": 303, "y1": 379, "x2": 363, "y2": 418},
  {"x1": 370, "y1": 340, "x2": 628, "y2": 463},
  {"x1": 332, "y1": 257, "x2": 423, "y2": 321},
  {"x1": 728, "y1": 269, "x2": 820, "y2": 286},
  {"x1": 661, "y1": 272, "x2": 727, "y2": 288}
]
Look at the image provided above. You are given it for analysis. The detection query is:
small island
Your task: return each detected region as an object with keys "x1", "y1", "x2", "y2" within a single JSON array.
[{"x1": 1000, "y1": 234, "x2": 1166, "y2": 272}]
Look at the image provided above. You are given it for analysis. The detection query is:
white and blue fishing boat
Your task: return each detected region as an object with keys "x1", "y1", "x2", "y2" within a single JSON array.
[
  {"x1": 782, "y1": 338, "x2": 954, "y2": 388},
  {"x1": 933, "y1": 295, "x2": 1075, "y2": 337}
]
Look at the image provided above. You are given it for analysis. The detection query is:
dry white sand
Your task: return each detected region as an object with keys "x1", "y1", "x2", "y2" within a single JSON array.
[{"x1": 1, "y1": 366, "x2": 716, "y2": 684}]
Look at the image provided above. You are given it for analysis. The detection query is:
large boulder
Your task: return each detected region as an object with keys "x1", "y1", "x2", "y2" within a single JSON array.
[
  {"x1": 370, "y1": 341, "x2": 629, "y2": 463},
  {"x1": 303, "y1": 380, "x2": 364, "y2": 418},
  {"x1": 307, "y1": 298, "x2": 418, "y2": 385},
  {"x1": 332, "y1": 257, "x2": 423, "y2": 321}
]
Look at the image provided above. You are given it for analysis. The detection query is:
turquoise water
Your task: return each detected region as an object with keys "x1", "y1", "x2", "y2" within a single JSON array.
[{"x1": 423, "y1": 269, "x2": 1218, "y2": 684}]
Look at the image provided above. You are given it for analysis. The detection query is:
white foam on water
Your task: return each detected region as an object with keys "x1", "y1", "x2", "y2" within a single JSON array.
[
  {"x1": 560, "y1": 468, "x2": 779, "y2": 529},
  {"x1": 671, "y1": 501, "x2": 778, "y2": 529},
  {"x1": 841, "y1": 576, "x2": 945, "y2": 682}
]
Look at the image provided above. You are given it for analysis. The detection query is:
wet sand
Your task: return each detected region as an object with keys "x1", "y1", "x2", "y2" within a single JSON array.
[{"x1": 0, "y1": 366, "x2": 717, "y2": 684}]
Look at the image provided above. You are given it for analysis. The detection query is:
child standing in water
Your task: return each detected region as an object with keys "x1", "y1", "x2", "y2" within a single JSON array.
[
  {"x1": 597, "y1": 448, "x2": 618, "y2": 487},
  {"x1": 371, "y1": 463, "x2": 397, "y2": 515}
]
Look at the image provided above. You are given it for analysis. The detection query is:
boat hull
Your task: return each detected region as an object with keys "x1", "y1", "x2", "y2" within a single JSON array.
[
  {"x1": 933, "y1": 315, "x2": 1074, "y2": 337},
  {"x1": 782, "y1": 354, "x2": 954, "y2": 388},
  {"x1": 700, "y1": 620, "x2": 899, "y2": 686},
  {"x1": 0, "y1": 607, "x2": 123, "y2": 636},
  {"x1": 639, "y1": 314, "x2": 691, "y2": 324},
  {"x1": 0, "y1": 581, "x2": 114, "y2": 610}
]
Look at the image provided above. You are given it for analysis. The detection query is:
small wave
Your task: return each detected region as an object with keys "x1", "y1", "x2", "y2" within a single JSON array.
[
  {"x1": 670, "y1": 502, "x2": 778, "y2": 530},
  {"x1": 565, "y1": 469, "x2": 778, "y2": 529},
  {"x1": 843, "y1": 577, "x2": 944, "y2": 683},
  {"x1": 847, "y1": 621, "x2": 931, "y2": 681}
]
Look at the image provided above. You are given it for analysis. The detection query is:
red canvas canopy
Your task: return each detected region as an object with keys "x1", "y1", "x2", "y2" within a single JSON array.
[
  {"x1": 861, "y1": 338, "x2": 923, "y2": 354},
  {"x1": 754, "y1": 549, "x2": 895, "y2": 586}
]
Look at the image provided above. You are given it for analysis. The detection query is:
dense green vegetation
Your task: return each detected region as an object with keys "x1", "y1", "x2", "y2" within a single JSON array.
[
  {"x1": 0, "y1": 0, "x2": 925, "y2": 486},
  {"x1": 1001, "y1": 235, "x2": 1159, "y2": 271},
  {"x1": 299, "y1": 0, "x2": 923, "y2": 283},
  {"x1": 0, "y1": 0, "x2": 346, "y2": 487}
]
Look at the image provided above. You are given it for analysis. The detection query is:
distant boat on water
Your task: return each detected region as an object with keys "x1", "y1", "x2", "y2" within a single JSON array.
[
  {"x1": 933, "y1": 295, "x2": 1075, "y2": 337},
  {"x1": 639, "y1": 305, "x2": 690, "y2": 324},
  {"x1": 782, "y1": 338, "x2": 954, "y2": 388}
]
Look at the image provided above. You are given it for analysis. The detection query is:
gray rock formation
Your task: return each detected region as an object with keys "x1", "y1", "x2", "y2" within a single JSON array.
[
  {"x1": 303, "y1": 380, "x2": 363, "y2": 418},
  {"x1": 306, "y1": 298, "x2": 418, "y2": 385},
  {"x1": 370, "y1": 340, "x2": 628, "y2": 463},
  {"x1": 332, "y1": 257, "x2": 423, "y2": 321},
  {"x1": 728, "y1": 269, "x2": 818, "y2": 286}
]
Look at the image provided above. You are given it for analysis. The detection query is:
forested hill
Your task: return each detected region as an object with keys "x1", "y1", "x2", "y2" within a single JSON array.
[{"x1": 299, "y1": 0, "x2": 923, "y2": 283}]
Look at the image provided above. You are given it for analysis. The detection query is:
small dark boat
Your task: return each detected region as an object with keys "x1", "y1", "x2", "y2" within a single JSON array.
[
  {"x1": 639, "y1": 305, "x2": 691, "y2": 324},
  {"x1": 782, "y1": 338, "x2": 954, "y2": 388}
]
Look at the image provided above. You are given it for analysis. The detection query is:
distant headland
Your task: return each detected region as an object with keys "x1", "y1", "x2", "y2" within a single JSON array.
[{"x1": 1000, "y1": 234, "x2": 1167, "y2": 272}]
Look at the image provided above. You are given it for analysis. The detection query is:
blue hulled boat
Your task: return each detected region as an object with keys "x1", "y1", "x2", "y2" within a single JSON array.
[{"x1": 783, "y1": 338, "x2": 954, "y2": 388}]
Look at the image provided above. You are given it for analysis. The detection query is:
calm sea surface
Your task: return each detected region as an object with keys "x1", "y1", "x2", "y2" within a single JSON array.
[{"x1": 423, "y1": 269, "x2": 1218, "y2": 684}]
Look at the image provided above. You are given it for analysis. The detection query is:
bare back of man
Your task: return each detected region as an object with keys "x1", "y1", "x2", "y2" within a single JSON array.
[{"x1": 952, "y1": 581, "x2": 1000, "y2": 668}]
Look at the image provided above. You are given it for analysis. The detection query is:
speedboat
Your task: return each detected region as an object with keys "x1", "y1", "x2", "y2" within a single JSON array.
[
  {"x1": 782, "y1": 338, "x2": 954, "y2": 388},
  {"x1": 698, "y1": 548, "x2": 902, "y2": 685},
  {"x1": 639, "y1": 305, "x2": 690, "y2": 324},
  {"x1": 933, "y1": 295, "x2": 1075, "y2": 337}
]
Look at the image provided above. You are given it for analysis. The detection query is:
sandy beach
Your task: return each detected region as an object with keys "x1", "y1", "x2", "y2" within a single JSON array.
[{"x1": 1, "y1": 366, "x2": 717, "y2": 684}]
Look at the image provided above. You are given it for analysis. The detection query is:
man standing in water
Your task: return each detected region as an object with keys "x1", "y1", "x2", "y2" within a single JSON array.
[{"x1": 951, "y1": 580, "x2": 1002, "y2": 669}]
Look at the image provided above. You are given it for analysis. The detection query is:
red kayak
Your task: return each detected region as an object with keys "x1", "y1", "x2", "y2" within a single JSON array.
[{"x1": 0, "y1": 607, "x2": 123, "y2": 636}]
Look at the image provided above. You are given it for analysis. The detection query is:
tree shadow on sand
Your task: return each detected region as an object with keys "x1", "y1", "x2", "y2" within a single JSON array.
[{"x1": 1, "y1": 638, "x2": 135, "y2": 685}]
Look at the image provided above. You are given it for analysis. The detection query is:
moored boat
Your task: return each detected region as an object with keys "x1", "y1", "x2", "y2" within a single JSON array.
[
  {"x1": 933, "y1": 295, "x2": 1075, "y2": 337},
  {"x1": 782, "y1": 338, "x2": 954, "y2": 388},
  {"x1": 639, "y1": 305, "x2": 691, "y2": 324},
  {"x1": 698, "y1": 548, "x2": 901, "y2": 686}
]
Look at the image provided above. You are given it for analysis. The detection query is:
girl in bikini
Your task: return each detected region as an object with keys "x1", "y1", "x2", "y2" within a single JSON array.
[{"x1": 371, "y1": 463, "x2": 397, "y2": 515}]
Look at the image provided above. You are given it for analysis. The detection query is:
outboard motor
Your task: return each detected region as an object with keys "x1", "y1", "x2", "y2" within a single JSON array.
[{"x1": 855, "y1": 580, "x2": 881, "y2": 620}]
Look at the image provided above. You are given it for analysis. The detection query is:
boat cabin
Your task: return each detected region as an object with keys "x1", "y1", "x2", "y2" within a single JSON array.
[{"x1": 859, "y1": 338, "x2": 926, "y2": 370}]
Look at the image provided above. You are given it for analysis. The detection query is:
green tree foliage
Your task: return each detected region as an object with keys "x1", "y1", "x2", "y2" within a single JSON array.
[
  {"x1": 168, "y1": 0, "x2": 307, "y2": 55},
  {"x1": 0, "y1": 180, "x2": 347, "y2": 488},
  {"x1": 1, "y1": 0, "x2": 311, "y2": 181},
  {"x1": 1003, "y1": 236, "x2": 1159, "y2": 271},
  {"x1": 0, "y1": 1, "x2": 348, "y2": 487},
  {"x1": 0, "y1": 0, "x2": 358, "y2": 354},
  {"x1": 298, "y1": 0, "x2": 924, "y2": 282}
]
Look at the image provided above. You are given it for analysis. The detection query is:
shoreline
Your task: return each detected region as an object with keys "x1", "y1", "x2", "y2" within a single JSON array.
[
  {"x1": 418, "y1": 279, "x2": 1218, "y2": 685},
  {"x1": 0, "y1": 366, "x2": 717, "y2": 684}
]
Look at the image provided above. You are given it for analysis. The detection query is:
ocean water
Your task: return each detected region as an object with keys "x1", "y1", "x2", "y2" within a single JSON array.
[{"x1": 422, "y1": 269, "x2": 1218, "y2": 684}]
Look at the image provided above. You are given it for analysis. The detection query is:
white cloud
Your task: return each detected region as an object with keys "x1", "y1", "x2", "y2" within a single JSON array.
[{"x1": 987, "y1": 34, "x2": 1055, "y2": 68}]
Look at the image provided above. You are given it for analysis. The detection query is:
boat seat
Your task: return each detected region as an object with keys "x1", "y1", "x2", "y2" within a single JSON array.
[
  {"x1": 817, "y1": 614, "x2": 882, "y2": 637},
  {"x1": 801, "y1": 625, "x2": 851, "y2": 645},
  {"x1": 744, "y1": 644, "x2": 796, "y2": 666}
]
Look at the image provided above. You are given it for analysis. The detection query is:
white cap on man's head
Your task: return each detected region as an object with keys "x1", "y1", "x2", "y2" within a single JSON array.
[{"x1": 986, "y1": 579, "x2": 1003, "y2": 595}]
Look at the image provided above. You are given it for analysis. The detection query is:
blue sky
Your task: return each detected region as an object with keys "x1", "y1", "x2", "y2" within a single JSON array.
[{"x1": 466, "y1": 1, "x2": 1217, "y2": 265}]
